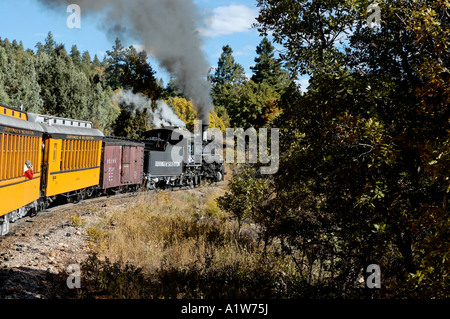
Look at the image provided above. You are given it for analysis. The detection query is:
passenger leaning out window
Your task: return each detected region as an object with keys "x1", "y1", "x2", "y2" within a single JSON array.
[{"x1": 24, "y1": 160, "x2": 33, "y2": 179}]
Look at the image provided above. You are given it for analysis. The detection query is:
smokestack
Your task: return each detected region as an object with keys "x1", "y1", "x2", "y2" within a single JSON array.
[
  {"x1": 202, "y1": 123, "x2": 209, "y2": 142},
  {"x1": 37, "y1": 0, "x2": 213, "y2": 121}
]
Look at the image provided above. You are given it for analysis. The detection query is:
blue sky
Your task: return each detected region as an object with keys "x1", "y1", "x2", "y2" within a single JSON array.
[{"x1": 0, "y1": 0, "x2": 271, "y2": 86}]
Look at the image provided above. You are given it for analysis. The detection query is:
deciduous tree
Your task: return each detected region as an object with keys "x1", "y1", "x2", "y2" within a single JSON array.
[{"x1": 220, "y1": 0, "x2": 450, "y2": 297}]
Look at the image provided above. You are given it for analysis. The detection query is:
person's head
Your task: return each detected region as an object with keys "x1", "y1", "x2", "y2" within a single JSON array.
[{"x1": 25, "y1": 160, "x2": 32, "y2": 168}]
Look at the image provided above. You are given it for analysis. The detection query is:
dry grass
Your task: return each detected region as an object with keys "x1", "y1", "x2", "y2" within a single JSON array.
[
  {"x1": 77, "y1": 163, "x2": 303, "y2": 298},
  {"x1": 87, "y1": 187, "x2": 234, "y2": 272},
  {"x1": 78, "y1": 183, "x2": 300, "y2": 298}
]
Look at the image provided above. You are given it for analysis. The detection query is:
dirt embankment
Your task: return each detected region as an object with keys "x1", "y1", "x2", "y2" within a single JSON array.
[
  {"x1": 0, "y1": 179, "x2": 229, "y2": 299},
  {"x1": 0, "y1": 193, "x2": 140, "y2": 299}
]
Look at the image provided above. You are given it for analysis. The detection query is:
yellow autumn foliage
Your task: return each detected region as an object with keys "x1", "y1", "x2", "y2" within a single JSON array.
[
  {"x1": 168, "y1": 97, "x2": 226, "y2": 132},
  {"x1": 168, "y1": 97, "x2": 198, "y2": 130}
]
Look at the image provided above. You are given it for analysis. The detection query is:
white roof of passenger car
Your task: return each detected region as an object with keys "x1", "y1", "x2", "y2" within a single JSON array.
[{"x1": 27, "y1": 113, "x2": 104, "y2": 137}]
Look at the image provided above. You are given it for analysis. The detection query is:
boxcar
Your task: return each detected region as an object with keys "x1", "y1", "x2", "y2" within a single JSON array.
[
  {"x1": 0, "y1": 105, "x2": 44, "y2": 235},
  {"x1": 100, "y1": 138, "x2": 144, "y2": 193},
  {"x1": 27, "y1": 113, "x2": 104, "y2": 204}
]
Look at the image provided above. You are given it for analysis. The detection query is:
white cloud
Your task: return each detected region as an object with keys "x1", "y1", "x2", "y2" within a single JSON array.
[
  {"x1": 33, "y1": 32, "x2": 62, "y2": 38},
  {"x1": 235, "y1": 45, "x2": 255, "y2": 56},
  {"x1": 96, "y1": 51, "x2": 106, "y2": 58},
  {"x1": 199, "y1": 4, "x2": 258, "y2": 37},
  {"x1": 33, "y1": 33, "x2": 48, "y2": 38},
  {"x1": 235, "y1": 46, "x2": 254, "y2": 56},
  {"x1": 243, "y1": 45, "x2": 255, "y2": 51},
  {"x1": 234, "y1": 50, "x2": 251, "y2": 56},
  {"x1": 296, "y1": 76, "x2": 310, "y2": 93}
]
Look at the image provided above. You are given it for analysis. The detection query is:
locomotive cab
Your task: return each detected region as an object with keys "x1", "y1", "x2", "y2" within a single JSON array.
[{"x1": 142, "y1": 127, "x2": 193, "y2": 189}]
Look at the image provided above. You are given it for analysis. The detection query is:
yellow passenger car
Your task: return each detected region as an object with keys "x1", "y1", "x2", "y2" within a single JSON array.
[
  {"x1": 28, "y1": 114, "x2": 104, "y2": 203},
  {"x1": 0, "y1": 104, "x2": 44, "y2": 235}
]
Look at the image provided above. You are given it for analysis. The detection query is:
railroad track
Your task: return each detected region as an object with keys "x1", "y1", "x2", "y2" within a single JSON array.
[
  {"x1": 3, "y1": 180, "x2": 225, "y2": 239},
  {"x1": 0, "y1": 190, "x2": 144, "y2": 299},
  {"x1": 0, "y1": 181, "x2": 225, "y2": 299}
]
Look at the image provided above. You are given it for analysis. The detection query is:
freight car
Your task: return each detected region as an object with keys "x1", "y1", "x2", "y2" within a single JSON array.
[
  {"x1": 0, "y1": 104, "x2": 225, "y2": 236},
  {"x1": 99, "y1": 137, "x2": 145, "y2": 194}
]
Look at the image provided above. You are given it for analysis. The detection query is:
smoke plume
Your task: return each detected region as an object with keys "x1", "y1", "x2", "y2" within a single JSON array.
[
  {"x1": 37, "y1": 0, "x2": 212, "y2": 123},
  {"x1": 113, "y1": 89, "x2": 185, "y2": 128}
]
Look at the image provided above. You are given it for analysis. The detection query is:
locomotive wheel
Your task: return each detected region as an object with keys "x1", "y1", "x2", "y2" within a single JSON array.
[
  {"x1": 74, "y1": 189, "x2": 86, "y2": 202},
  {"x1": 215, "y1": 171, "x2": 223, "y2": 182},
  {"x1": 86, "y1": 187, "x2": 95, "y2": 198},
  {"x1": 0, "y1": 213, "x2": 10, "y2": 236}
]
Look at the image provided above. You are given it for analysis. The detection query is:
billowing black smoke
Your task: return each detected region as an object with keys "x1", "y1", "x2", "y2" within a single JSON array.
[{"x1": 36, "y1": 0, "x2": 212, "y2": 123}]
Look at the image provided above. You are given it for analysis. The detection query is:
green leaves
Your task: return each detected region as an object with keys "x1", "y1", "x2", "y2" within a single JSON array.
[
  {"x1": 211, "y1": 45, "x2": 246, "y2": 88},
  {"x1": 251, "y1": 37, "x2": 292, "y2": 93},
  {"x1": 226, "y1": 0, "x2": 450, "y2": 297},
  {"x1": 211, "y1": 40, "x2": 288, "y2": 129},
  {"x1": 217, "y1": 166, "x2": 271, "y2": 229},
  {"x1": 0, "y1": 33, "x2": 139, "y2": 133},
  {"x1": 255, "y1": 0, "x2": 356, "y2": 75},
  {"x1": 0, "y1": 41, "x2": 43, "y2": 113}
]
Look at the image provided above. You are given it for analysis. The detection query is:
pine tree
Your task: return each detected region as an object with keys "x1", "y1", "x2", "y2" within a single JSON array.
[
  {"x1": 89, "y1": 83, "x2": 119, "y2": 132},
  {"x1": 212, "y1": 45, "x2": 246, "y2": 87},
  {"x1": 70, "y1": 45, "x2": 82, "y2": 67},
  {"x1": 92, "y1": 54, "x2": 101, "y2": 68},
  {"x1": 211, "y1": 45, "x2": 246, "y2": 123},
  {"x1": 105, "y1": 38, "x2": 125, "y2": 90},
  {"x1": 43, "y1": 32, "x2": 56, "y2": 56},
  {"x1": 0, "y1": 46, "x2": 10, "y2": 105},
  {"x1": 250, "y1": 37, "x2": 291, "y2": 93},
  {"x1": 90, "y1": 54, "x2": 105, "y2": 85},
  {"x1": 11, "y1": 51, "x2": 43, "y2": 113},
  {"x1": 120, "y1": 45, "x2": 162, "y2": 101},
  {"x1": 0, "y1": 41, "x2": 43, "y2": 112},
  {"x1": 81, "y1": 51, "x2": 91, "y2": 65},
  {"x1": 163, "y1": 77, "x2": 184, "y2": 99}
]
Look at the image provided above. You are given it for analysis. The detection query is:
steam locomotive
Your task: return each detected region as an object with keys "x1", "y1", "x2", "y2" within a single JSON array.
[{"x1": 0, "y1": 103, "x2": 224, "y2": 235}]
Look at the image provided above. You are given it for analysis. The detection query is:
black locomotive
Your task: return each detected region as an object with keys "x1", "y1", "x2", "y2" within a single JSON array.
[{"x1": 142, "y1": 124, "x2": 225, "y2": 190}]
